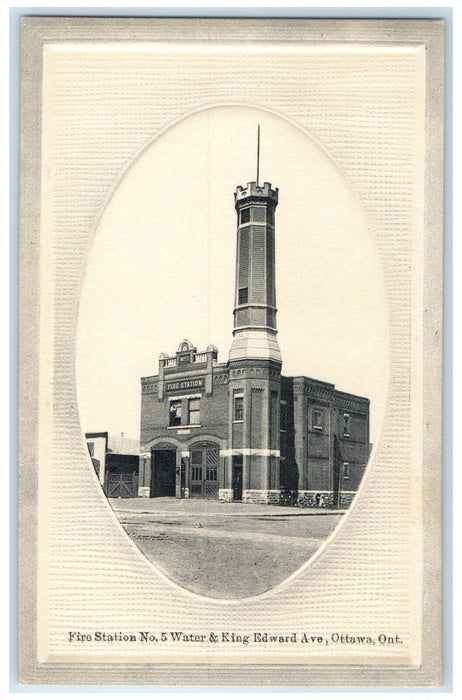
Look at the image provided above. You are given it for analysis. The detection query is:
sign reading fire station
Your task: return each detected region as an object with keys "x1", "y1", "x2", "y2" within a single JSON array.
[{"x1": 165, "y1": 378, "x2": 205, "y2": 393}]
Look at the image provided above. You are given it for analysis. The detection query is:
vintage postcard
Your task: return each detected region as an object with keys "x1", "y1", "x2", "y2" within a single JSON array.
[{"x1": 18, "y1": 17, "x2": 444, "y2": 686}]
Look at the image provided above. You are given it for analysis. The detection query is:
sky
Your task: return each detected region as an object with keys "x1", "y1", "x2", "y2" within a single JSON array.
[{"x1": 76, "y1": 106, "x2": 389, "y2": 446}]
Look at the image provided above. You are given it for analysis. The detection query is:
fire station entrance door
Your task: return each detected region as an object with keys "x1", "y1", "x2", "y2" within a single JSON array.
[
  {"x1": 151, "y1": 449, "x2": 176, "y2": 497},
  {"x1": 190, "y1": 443, "x2": 219, "y2": 498}
]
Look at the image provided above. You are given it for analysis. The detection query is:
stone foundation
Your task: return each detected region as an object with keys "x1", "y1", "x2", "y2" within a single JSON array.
[
  {"x1": 297, "y1": 490, "x2": 332, "y2": 508},
  {"x1": 138, "y1": 485, "x2": 355, "y2": 507},
  {"x1": 339, "y1": 492, "x2": 355, "y2": 507},
  {"x1": 296, "y1": 490, "x2": 355, "y2": 508},
  {"x1": 242, "y1": 489, "x2": 281, "y2": 505}
]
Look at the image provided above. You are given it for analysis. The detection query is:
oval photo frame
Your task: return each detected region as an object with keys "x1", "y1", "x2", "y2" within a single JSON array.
[{"x1": 76, "y1": 105, "x2": 389, "y2": 600}]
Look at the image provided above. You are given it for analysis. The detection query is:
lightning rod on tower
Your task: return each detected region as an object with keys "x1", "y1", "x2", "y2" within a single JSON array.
[{"x1": 256, "y1": 124, "x2": 260, "y2": 186}]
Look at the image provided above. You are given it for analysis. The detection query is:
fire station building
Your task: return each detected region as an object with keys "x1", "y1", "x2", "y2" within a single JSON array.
[{"x1": 139, "y1": 179, "x2": 370, "y2": 507}]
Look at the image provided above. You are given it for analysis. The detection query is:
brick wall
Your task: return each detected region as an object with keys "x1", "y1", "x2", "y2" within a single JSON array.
[{"x1": 140, "y1": 375, "x2": 229, "y2": 449}]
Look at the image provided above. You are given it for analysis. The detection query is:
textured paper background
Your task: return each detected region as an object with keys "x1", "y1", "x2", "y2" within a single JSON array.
[{"x1": 19, "y1": 18, "x2": 443, "y2": 686}]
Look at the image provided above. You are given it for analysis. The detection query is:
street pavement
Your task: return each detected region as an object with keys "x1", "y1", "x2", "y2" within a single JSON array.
[{"x1": 110, "y1": 498, "x2": 343, "y2": 599}]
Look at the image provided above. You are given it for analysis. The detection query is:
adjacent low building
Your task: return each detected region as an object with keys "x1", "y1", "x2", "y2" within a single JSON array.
[
  {"x1": 85, "y1": 432, "x2": 140, "y2": 498},
  {"x1": 139, "y1": 176, "x2": 370, "y2": 507}
]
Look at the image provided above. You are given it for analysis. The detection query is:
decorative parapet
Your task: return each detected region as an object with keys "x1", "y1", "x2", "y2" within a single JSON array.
[
  {"x1": 158, "y1": 339, "x2": 218, "y2": 373},
  {"x1": 292, "y1": 376, "x2": 369, "y2": 412},
  {"x1": 234, "y1": 181, "x2": 278, "y2": 207},
  {"x1": 155, "y1": 340, "x2": 219, "y2": 400},
  {"x1": 333, "y1": 389, "x2": 370, "y2": 413},
  {"x1": 293, "y1": 376, "x2": 335, "y2": 399}
]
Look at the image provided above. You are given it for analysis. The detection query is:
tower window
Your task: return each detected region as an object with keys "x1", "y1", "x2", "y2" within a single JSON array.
[
  {"x1": 240, "y1": 208, "x2": 250, "y2": 224},
  {"x1": 169, "y1": 400, "x2": 182, "y2": 427},
  {"x1": 238, "y1": 287, "x2": 248, "y2": 305},
  {"x1": 343, "y1": 462, "x2": 350, "y2": 479},
  {"x1": 234, "y1": 396, "x2": 244, "y2": 421},
  {"x1": 342, "y1": 413, "x2": 350, "y2": 437},
  {"x1": 312, "y1": 410, "x2": 323, "y2": 431},
  {"x1": 188, "y1": 398, "x2": 200, "y2": 425},
  {"x1": 280, "y1": 402, "x2": 287, "y2": 431},
  {"x1": 252, "y1": 206, "x2": 266, "y2": 222}
]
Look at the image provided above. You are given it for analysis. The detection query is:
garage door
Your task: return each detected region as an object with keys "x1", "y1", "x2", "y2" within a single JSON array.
[{"x1": 106, "y1": 470, "x2": 138, "y2": 498}]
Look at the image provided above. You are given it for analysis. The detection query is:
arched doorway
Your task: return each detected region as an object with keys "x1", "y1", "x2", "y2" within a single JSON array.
[
  {"x1": 189, "y1": 442, "x2": 219, "y2": 498},
  {"x1": 151, "y1": 444, "x2": 177, "y2": 497}
]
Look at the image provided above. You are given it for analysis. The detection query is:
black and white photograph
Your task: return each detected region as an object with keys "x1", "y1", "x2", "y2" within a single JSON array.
[{"x1": 78, "y1": 110, "x2": 384, "y2": 599}]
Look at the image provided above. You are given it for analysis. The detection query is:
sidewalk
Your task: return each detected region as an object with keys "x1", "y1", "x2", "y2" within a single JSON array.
[{"x1": 109, "y1": 497, "x2": 346, "y2": 517}]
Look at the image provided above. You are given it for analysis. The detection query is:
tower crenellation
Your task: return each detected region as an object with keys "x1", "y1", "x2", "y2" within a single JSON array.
[{"x1": 234, "y1": 181, "x2": 279, "y2": 205}]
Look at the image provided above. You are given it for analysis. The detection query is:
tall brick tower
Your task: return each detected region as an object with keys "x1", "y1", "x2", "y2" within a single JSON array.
[
  {"x1": 224, "y1": 136, "x2": 282, "y2": 504},
  {"x1": 229, "y1": 179, "x2": 281, "y2": 364}
]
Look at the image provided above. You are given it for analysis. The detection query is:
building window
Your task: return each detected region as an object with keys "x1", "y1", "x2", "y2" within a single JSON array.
[
  {"x1": 342, "y1": 413, "x2": 350, "y2": 437},
  {"x1": 240, "y1": 207, "x2": 250, "y2": 224},
  {"x1": 191, "y1": 450, "x2": 203, "y2": 480},
  {"x1": 188, "y1": 398, "x2": 200, "y2": 425},
  {"x1": 169, "y1": 400, "x2": 182, "y2": 426},
  {"x1": 280, "y1": 402, "x2": 287, "y2": 431},
  {"x1": 87, "y1": 442, "x2": 94, "y2": 457},
  {"x1": 206, "y1": 464, "x2": 217, "y2": 481},
  {"x1": 234, "y1": 396, "x2": 244, "y2": 421},
  {"x1": 343, "y1": 462, "x2": 350, "y2": 479},
  {"x1": 312, "y1": 410, "x2": 323, "y2": 431},
  {"x1": 238, "y1": 287, "x2": 248, "y2": 304},
  {"x1": 191, "y1": 464, "x2": 203, "y2": 480}
]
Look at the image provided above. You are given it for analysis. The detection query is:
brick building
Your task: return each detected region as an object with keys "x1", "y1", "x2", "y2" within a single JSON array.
[{"x1": 139, "y1": 177, "x2": 370, "y2": 507}]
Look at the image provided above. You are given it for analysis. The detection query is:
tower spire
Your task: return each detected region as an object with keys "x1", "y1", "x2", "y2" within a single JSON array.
[{"x1": 256, "y1": 125, "x2": 260, "y2": 186}]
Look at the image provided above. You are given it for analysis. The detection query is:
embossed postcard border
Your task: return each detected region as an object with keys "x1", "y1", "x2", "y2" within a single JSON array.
[{"x1": 17, "y1": 17, "x2": 444, "y2": 687}]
